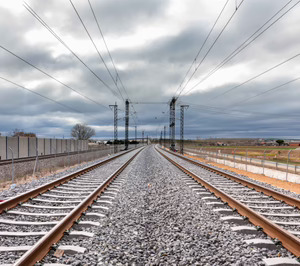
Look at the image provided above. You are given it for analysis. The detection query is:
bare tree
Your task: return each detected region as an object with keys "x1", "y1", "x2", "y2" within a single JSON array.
[{"x1": 71, "y1": 124, "x2": 95, "y2": 140}]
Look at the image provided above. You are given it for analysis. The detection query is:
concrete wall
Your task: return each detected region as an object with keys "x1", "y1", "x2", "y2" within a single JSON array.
[
  {"x1": 79, "y1": 140, "x2": 83, "y2": 151},
  {"x1": 19, "y1": 137, "x2": 29, "y2": 158},
  {"x1": 71, "y1": 139, "x2": 75, "y2": 152},
  {"x1": 61, "y1": 139, "x2": 67, "y2": 153},
  {"x1": 187, "y1": 151, "x2": 300, "y2": 184},
  {"x1": 45, "y1": 139, "x2": 51, "y2": 155},
  {"x1": 0, "y1": 136, "x2": 6, "y2": 160},
  {"x1": 28, "y1": 138, "x2": 37, "y2": 157},
  {"x1": 66, "y1": 139, "x2": 71, "y2": 152},
  {"x1": 7, "y1": 137, "x2": 18, "y2": 159},
  {"x1": 0, "y1": 137, "x2": 88, "y2": 160},
  {"x1": 56, "y1": 139, "x2": 62, "y2": 154},
  {"x1": 50, "y1": 139, "x2": 56, "y2": 154},
  {"x1": 37, "y1": 138, "x2": 45, "y2": 156}
]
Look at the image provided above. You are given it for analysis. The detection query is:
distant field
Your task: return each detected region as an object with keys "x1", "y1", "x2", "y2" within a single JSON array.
[
  {"x1": 185, "y1": 144, "x2": 300, "y2": 165},
  {"x1": 186, "y1": 145, "x2": 297, "y2": 150}
]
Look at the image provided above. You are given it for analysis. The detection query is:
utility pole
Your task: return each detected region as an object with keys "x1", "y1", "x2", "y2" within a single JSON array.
[
  {"x1": 142, "y1": 131, "x2": 144, "y2": 145},
  {"x1": 163, "y1": 125, "x2": 166, "y2": 148},
  {"x1": 125, "y1": 99, "x2": 129, "y2": 150},
  {"x1": 135, "y1": 125, "x2": 137, "y2": 148},
  {"x1": 169, "y1": 97, "x2": 176, "y2": 151},
  {"x1": 180, "y1": 105, "x2": 189, "y2": 154},
  {"x1": 109, "y1": 103, "x2": 118, "y2": 153},
  {"x1": 147, "y1": 135, "x2": 149, "y2": 145}
]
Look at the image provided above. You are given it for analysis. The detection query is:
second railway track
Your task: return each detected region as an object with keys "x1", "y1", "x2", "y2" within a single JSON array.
[
  {"x1": 0, "y1": 147, "x2": 143, "y2": 265},
  {"x1": 157, "y1": 146, "x2": 300, "y2": 258}
]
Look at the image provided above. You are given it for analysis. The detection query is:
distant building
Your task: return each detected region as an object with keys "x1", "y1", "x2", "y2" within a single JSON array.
[{"x1": 289, "y1": 141, "x2": 300, "y2": 146}]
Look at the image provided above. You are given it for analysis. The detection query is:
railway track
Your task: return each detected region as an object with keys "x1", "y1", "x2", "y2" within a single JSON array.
[
  {"x1": 156, "y1": 146, "x2": 300, "y2": 260},
  {"x1": 0, "y1": 148, "x2": 112, "y2": 166},
  {"x1": 0, "y1": 147, "x2": 143, "y2": 265}
]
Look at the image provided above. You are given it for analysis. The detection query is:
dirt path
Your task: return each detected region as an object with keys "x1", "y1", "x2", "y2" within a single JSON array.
[{"x1": 186, "y1": 155, "x2": 300, "y2": 194}]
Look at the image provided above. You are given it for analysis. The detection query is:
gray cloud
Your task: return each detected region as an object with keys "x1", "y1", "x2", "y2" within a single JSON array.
[{"x1": 0, "y1": 0, "x2": 299, "y2": 140}]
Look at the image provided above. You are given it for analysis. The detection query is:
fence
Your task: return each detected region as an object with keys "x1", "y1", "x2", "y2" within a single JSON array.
[
  {"x1": 184, "y1": 147, "x2": 300, "y2": 181},
  {"x1": 0, "y1": 136, "x2": 88, "y2": 160},
  {"x1": 1, "y1": 143, "x2": 144, "y2": 184}
]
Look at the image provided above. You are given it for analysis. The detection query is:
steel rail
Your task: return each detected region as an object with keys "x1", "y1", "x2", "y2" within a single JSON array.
[
  {"x1": 162, "y1": 148, "x2": 300, "y2": 208},
  {"x1": 156, "y1": 147, "x2": 300, "y2": 256},
  {"x1": 14, "y1": 147, "x2": 143, "y2": 266},
  {"x1": 0, "y1": 148, "x2": 135, "y2": 213},
  {"x1": 0, "y1": 147, "x2": 119, "y2": 166}
]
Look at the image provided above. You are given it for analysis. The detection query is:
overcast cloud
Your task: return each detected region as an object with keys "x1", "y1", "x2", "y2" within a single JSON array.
[{"x1": 0, "y1": 0, "x2": 299, "y2": 140}]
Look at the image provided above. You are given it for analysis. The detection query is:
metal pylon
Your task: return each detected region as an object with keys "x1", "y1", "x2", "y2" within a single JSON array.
[
  {"x1": 169, "y1": 97, "x2": 176, "y2": 151},
  {"x1": 125, "y1": 99, "x2": 129, "y2": 150},
  {"x1": 163, "y1": 125, "x2": 166, "y2": 148},
  {"x1": 109, "y1": 103, "x2": 118, "y2": 153},
  {"x1": 180, "y1": 105, "x2": 189, "y2": 154}
]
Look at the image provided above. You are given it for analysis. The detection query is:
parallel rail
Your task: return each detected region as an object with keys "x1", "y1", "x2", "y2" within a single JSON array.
[
  {"x1": 157, "y1": 147, "x2": 300, "y2": 257},
  {"x1": 14, "y1": 147, "x2": 143, "y2": 265},
  {"x1": 164, "y1": 148, "x2": 300, "y2": 208},
  {"x1": 0, "y1": 149, "x2": 94, "y2": 166},
  {"x1": 0, "y1": 148, "x2": 134, "y2": 213}
]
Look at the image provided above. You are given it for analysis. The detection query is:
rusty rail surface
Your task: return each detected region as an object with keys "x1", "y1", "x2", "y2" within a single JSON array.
[
  {"x1": 162, "y1": 148, "x2": 300, "y2": 209},
  {"x1": 0, "y1": 148, "x2": 136, "y2": 213},
  {"x1": 14, "y1": 147, "x2": 143, "y2": 266},
  {"x1": 156, "y1": 147, "x2": 300, "y2": 257}
]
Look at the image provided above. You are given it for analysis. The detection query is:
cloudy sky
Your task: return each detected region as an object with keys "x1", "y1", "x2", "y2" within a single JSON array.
[{"x1": 0, "y1": 0, "x2": 299, "y2": 140}]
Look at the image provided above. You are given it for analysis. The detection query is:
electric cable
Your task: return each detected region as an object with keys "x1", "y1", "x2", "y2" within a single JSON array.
[
  {"x1": 0, "y1": 45, "x2": 109, "y2": 110},
  {"x1": 182, "y1": 0, "x2": 300, "y2": 98},
  {"x1": 23, "y1": 2, "x2": 122, "y2": 100}
]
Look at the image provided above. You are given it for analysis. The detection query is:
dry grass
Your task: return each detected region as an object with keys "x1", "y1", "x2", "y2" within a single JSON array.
[{"x1": 186, "y1": 155, "x2": 300, "y2": 194}]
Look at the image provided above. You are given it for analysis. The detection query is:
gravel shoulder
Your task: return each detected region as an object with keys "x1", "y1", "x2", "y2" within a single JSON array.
[
  {"x1": 0, "y1": 150, "x2": 130, "y2": 201},
  {"x1": 186, "y1": 154, "x2": 300, "y2": 195}
]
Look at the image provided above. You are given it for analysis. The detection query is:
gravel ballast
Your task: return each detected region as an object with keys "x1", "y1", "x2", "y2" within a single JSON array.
[
  {"x1": 0, "y1": 149, "x2": 134, "y2": 201},
  {"x1": 41, "y1": 146, "x2": 295, "y2": 265},
  {"x1": 0, "y1": 149, "x2": 140, "y2": 265}
]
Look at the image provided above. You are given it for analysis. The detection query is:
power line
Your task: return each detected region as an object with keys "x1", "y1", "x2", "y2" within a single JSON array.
[
  {"x1": 179, "y1": 101, "x2": 300, "y2": 119},
  {"x1": 182, "y1": 0, "x2": 300, "y2": 97},
  {"x1": 23, "y1": 2, "x2": 122, "y2": 101},
  {"x1": 69, "y1": 0, "x2": 124, "y2": 101},
  {"x1": 227, "y1": 76, "x2": 300, "y2": 108},
  {"x1": 0, "y1": 45, "x2": 109, "y2": 110},
  {"x1": 174, "y1": 0, "x2": 230, "y2": 97},
  {"x1": 0, "y1": 76, "x2": 81, "y2": 113},
  {"x1": 176, "y1": 0, "x2": 245, "y2": 99},
  {"x1": 87, "y1": 0, "x2": 138, "y2": 123},
  {"x1": 88, "y1": 0, "x2": 128, "y2": 100},
  {"x1": 208, "y1": 53, "x2": 300, "y2": 100}
]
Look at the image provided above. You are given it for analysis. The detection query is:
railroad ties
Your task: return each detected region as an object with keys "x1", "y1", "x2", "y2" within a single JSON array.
[
  {"x1": 0, "y1": 147, "x2": 143, "y2": 265},
  {"x1": 157, "y1": 146, "x2": 300, "y2": 266}
]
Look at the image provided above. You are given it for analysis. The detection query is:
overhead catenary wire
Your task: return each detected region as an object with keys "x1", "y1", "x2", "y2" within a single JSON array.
[
  {"x1": 87, "y1": 0, "x2": 138, "y2": 124},
  {"x1": 88, "y1": 0, "x2": 129, "y2": 100},
  {"x1": 0, "y1": 45, "x2": 110, "y2": 110},
  {"x1": 226, "y1": 76, "x2": 300, "y2": 109},
  {"x1": 0, "y1": 76, "x2": 81, "y2": 113},
  {"x1": 173, "y1": 0, "x2": 230, "y2": 97},
  {"x1": 182, "y1": 0, "x2": 300, "y2": 97},
  {"x1": 208, "y1": 53, "x2": 300, "y2": 100},
  {"x1": 176, "y1": 0, "x2": 245, "y2": 99},
  {"x1": 69, "y1": 0, "x2": 124, "y2": 101},
  {"x1": 23, "y1": 2, "x2": 122, "y2": 101},
  {"x1": 179, "y1": 101, "x2": 300, "y2": 119}
]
